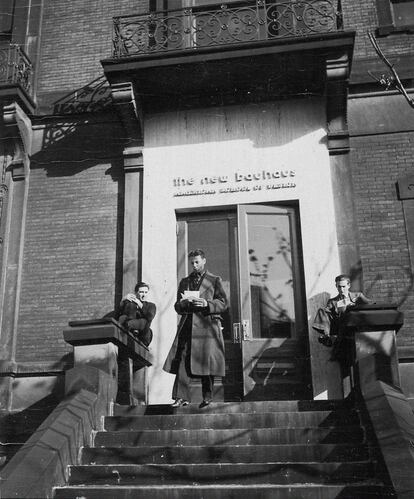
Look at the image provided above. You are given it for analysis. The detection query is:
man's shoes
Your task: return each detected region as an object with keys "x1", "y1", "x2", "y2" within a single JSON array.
[
  {"x1": 171, "y1": 398, "x2": 189, "y2": 408},
  {"x1": 199, "y1": 399, "x2": 212, "y2": 409}
]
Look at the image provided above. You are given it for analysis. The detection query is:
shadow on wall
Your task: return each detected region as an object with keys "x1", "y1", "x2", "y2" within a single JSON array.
[
  {"x1": 28, "y1": 109, "x2": 127, "y2": 314},
  {"x1": 306, "y1": 259, "x2": 414, "y2": 399},
  {"x1": 245, "y1": 340, "x2": 313, "y2": 401},
  {"x1": 144, "y1": 97, "x2": 327, "y2": 150},
  {"x1": 32, "y1": 114, "x2": 126, "y2": 179}
]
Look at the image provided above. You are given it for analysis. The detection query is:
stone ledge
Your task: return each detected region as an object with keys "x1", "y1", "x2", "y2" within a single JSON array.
[
  {"x1": 343, "y1": 307, "x2": 404, "y2": 331},
  {"x1": 0, "y1": 381, "x2": 104, "y2": 499},
  {"x1": 64, "y1": 318, "x2": 152, "y2": 368},
  {"x1": 362, "y1": 381, "x2": 414, "y2": 499}
]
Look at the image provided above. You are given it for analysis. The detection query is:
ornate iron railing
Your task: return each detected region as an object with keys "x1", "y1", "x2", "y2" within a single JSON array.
[
  {"x1": 113, "y1": 0, "x2": 343, "y2": 58},
  {"x1": 52, "y1": 75, "x2": 112, "y2": 115},
  {"x1": 0, "y1": 43, "x2": 32, "y2": 93}
]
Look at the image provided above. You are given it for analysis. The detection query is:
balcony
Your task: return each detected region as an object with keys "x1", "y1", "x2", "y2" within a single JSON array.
[
  {"x1": 113, "y1": 0, "x2": 343, "y2": 58},
  {"x1": 0, "y1": 43, "x2": 35, "y2": 112},
  {"x1": 102, "y1": 0, "x2": 354, "y2": 113}
]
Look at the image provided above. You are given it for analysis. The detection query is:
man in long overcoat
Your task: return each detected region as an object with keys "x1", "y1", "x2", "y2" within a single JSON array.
[{"x1": 163, "y1": 249, "x2": 228, "y2": 408}]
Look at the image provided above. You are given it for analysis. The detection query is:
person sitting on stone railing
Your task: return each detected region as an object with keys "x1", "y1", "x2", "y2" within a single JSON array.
[
  {"x1": 118, "y1": 281, "x2": 156, "y2": 347},
  {"x1": 313, "y1": 274, "x2": 372, "y2": 362}
]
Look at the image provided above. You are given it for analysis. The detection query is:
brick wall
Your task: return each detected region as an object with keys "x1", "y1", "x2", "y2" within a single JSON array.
[
  {"x1": 16, "y1": 114, "x2": 125, "y2": 362},
  {"x1": 16, "y1": 0, "x2": 414, "y2": 361},
  {"x1": 37, "y1": 0, "x2": 149, "y2": 96},
  {"x1": 350, "y1": 131, "x2": 414, "y2": 344},
  {"x1": 342, "y1": 0, "x2": 414, "y2": 60}
]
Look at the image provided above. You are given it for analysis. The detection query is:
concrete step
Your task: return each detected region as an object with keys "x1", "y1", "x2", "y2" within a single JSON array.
[
  {"x1": 53, "y1": 483, "x2": 396, "y2": 499},
  {"x1": 95, "y1": 425, "x2": 364, "y2": 447},
  {"x1": 81, "y1": 443, "x2": 371, "y2": 464},
  {"x1": 113, "y1": 400, "x2": 350, "y2": 416},
  {"x1": 104, "y1": 410, "x2": 359, "y2": 431},
  {"x1": 67, "y1": 461, "x2": 378, "y2": 486},
  {"x1": 98, "y1": 425, "x2": 364, "y2": 446}
]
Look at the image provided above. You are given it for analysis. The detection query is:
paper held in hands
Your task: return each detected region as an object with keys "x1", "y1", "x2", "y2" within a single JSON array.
[
  {"x1": 183, "y1": 290, "x2": 200, "y2": 301},
  {"x1": 336, "y1": 299, "x2": 348, "y2": 312}
]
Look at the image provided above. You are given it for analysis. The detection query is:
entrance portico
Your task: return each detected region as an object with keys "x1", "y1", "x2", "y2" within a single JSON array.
[
  {"x1": 140, "y1": 99, "x2": 345, "y2": 403},
  {"x1": 101, "y1": 4, "x2": 356, "y2": 403}
]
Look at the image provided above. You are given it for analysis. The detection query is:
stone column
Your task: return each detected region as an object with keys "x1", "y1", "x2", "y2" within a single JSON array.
[
  {"x1": 110, "y1": 81, "x2": 144, "y2": 293},
  {"x1": 110, "y1": 81, "x2": 147, "y2": 402},
  {"x1": 326, "y1": 53, "x2": 362, "y2": 289},
  {"x1": 122, "y1": 147, "x2": 144, "y2": 295},
  {"x1": 0, "y1": 102, "x2": 32, "y2": 410}
]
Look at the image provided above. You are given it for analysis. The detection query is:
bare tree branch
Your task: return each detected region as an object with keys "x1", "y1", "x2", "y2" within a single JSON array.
[{"x1": 367, "y1": 31, "x2": 414, "y2": 109}]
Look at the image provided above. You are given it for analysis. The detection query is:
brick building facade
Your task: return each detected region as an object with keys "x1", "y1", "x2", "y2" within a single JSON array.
[{"x1": 1, "y1": 0, "x2": 414, "y2": 412}]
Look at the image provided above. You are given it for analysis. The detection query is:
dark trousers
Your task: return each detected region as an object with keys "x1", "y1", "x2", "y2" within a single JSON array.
[
  {"x1": 127, "y1": 318, "x2": 153, "y2": 347},
  {"x1": 172, "y1": 318, "x2": 214, "y2": 402},
  {"x1": 119, "y1": 301, "x2": 153, "y2": 346}
]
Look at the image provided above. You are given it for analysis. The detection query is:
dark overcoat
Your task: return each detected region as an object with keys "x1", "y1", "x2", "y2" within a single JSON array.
[
  {"x1": 163, "y1": 271, "x2": 228, "y2": 377},
  {"x1": 313, "y1": 291, "x2": 371, "y2": 335}
]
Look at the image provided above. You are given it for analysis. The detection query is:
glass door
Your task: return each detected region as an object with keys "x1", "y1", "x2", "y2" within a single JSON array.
[
  {"x1": 237, "y1": 204, "x2": 311, "y2": 400},
  {"x1": 176, "y1": 211, "x2": 243, "y2": 400},
  {"x1": 176, "y1": 203, "x2": 311, "y2": 401}
]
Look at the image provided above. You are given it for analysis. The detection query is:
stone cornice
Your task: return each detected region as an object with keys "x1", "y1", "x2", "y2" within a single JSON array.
[
  {"x1": 326, "y1": 54, "x2": 351, "y2": 155},
  {"x1": 123, "y1": 146, "x2": 143, "y2": 173},
  {"x1": 2, "y1": 101, "x2": 32, "y2": 177},
  {"x1": 110, "y1": 81, "x2": 143, "y2": 149}
]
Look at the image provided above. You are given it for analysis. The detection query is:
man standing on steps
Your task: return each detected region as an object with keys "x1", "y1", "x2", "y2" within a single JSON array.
[{"x1": 163, "y1": 249, "x2": 228, "y2": 409}]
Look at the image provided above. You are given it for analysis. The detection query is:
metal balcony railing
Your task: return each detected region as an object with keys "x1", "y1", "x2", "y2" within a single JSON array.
[
  {"x1": 112, "y1": 0, "x2": 343, "y2": 58},
  {"x1": 0, "y1": 43, "x2": 32, "y2": 93}
]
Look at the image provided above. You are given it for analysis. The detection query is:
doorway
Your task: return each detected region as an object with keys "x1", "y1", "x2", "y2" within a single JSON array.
[{"x1": 176, "y1": 203, "x2": 312, "y2": 401}]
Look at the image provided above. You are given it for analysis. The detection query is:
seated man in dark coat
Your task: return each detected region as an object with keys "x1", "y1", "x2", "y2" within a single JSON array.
[
  {"x1": 313, "y1": 274, "x2": 371, "y2": 362},
  {"x1": 118, "y1": 282, "x2": 156, "y2": 347}
]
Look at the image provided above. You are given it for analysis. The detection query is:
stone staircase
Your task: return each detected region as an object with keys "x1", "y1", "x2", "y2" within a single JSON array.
[{"x1": 53, "y1": 399, "x2": 395, "y2": 498}]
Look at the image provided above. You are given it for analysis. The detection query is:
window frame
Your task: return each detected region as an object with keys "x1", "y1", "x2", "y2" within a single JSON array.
[{"x1": 376, "y1": 0, "x2": 414, "y2": 35}]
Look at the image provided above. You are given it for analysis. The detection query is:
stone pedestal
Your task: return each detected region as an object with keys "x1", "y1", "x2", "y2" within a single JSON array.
[
  {"x1": 342, "y1": 306, "x2": 404, "y2": 394},
  {"x1": 63, "y1": 318, "x2": 152, "y2": 406}
]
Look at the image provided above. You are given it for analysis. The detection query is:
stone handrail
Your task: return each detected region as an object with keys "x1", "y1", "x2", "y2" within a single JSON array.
[
  {"x1": 0, "y1": 318, "x2": 152, "y2": 498},
  {"x1": 343, "y1": 305, "x2": 414, "y2": 499},
  {"x1": 64, "y1": 317, "x2": 152, "y2": 405}
]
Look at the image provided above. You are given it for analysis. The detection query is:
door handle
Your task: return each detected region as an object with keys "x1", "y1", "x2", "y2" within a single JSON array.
[
  {"x1": 232, "y1": 323, "x2": 241, "y2": 344},
  {"x1": 233, "y1": 321, "x2": 250, "y2": 342},
  {"x1": 242, "y1": 319, "x2": 250, "y2": 341}
]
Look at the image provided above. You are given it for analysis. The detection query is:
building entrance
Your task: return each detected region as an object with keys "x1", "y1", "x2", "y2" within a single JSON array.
[{"x1": 176, "y1": 203, "x2": 312, "y2": 401}]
